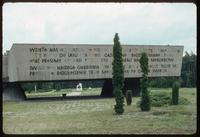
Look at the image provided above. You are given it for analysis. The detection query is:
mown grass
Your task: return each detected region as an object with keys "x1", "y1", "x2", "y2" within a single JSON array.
[
  {"x1": 25, "y1": 88, "x2": 101, "y2": 98},
  {"x1": 81, "y1": 88, "x2": 101, "y2": 96},
  {"x1": 3, "y1": 88, "x2": 196, "y2": 134},
  {"x1": 25, "y1": 88, "x2": 73, "y2": 98}
]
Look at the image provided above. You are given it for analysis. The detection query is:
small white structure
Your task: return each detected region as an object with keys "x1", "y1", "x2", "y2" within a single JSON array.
[
  {"x1": 34, "y1": 84, "x2": 37, "y2": 93},
  {"x1": 76, "y1": 83, "x2": 82, "y2": 91}
]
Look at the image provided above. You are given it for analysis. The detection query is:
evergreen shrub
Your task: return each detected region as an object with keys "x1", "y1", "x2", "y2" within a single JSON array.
[
  {"x1": 172, "y1": 81, "x2": 180, "y2": 105},
  {"x1": 126, "y1": 90, "x2": 132, "y2": 105}
]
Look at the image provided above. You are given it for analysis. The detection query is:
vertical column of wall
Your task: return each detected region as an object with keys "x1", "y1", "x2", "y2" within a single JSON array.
[
  {"x1": 3, "y1": 53, "x2": 9, "y2": 82},
  {"x1": 3, "y1": 51, "x2": 26, "y2": 101},
  {"x1": 3, "y1": 83, "x2": 26, "y2": 101}
]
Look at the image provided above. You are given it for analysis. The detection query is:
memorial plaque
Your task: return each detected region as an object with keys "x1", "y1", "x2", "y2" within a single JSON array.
[{"x1": 7, "y1": 44, "x2": 183, "y2": 82}]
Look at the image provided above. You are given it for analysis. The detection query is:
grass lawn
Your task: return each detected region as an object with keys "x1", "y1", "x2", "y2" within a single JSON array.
[
  {"x1": 25, "y1": 88, "x2": 101, "y2": 98},
  {"x1": 3, "y1": 88, "x2": 196, "y2": 134}
]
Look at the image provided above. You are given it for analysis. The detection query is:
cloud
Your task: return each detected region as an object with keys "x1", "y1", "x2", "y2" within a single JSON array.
[{"x1": 3, "y1": 3, "x2": 196, "y2": 54}]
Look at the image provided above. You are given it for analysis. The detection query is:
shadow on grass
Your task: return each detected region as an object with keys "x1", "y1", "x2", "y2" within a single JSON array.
[{"x1": 25, "y1": 95, "x2": 114, "y2": 102}]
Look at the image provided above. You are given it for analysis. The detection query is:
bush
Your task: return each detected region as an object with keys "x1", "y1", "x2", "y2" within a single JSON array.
[
  {"x1": 177, "y1": 97, "x2": 190, "y2": 105},
  {"x1": 126, "y1": 90, "x2": 132, "y2": 105},
  {"x1": 136, "y1": 91, "x2": 190, "y2": 107},
  {"x1": 150, "y1": 92, "x2": 171, "y2": 107},
  {"x1": 172, "y1": 81, "x2": 180, "y2": 105}
]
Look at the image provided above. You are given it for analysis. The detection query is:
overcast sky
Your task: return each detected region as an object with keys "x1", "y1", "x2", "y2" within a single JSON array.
[{"x1": 3, "y1": 3, "x2": 196, "y2": 55}]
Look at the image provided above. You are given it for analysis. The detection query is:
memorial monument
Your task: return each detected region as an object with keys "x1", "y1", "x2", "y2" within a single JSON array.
[{"x1": 3, "y1": 43, "x2": 184, "y2": 101}]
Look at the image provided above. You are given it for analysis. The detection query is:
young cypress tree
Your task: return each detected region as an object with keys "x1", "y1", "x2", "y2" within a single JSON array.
[
  {"x1": 112, "y1": 33, "x2": 125, "y2": 114},
  {"x1": 126, "y1": 90, "x2": 132, "y2": 106},
  {"x1": 139, "y1": 52, "x2": 151, "y2": 111},
  {"x1": 172, "y1": 81, "x2": 180, "y2": 105}
]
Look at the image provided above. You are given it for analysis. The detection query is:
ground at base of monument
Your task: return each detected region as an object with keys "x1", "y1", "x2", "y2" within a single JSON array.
[
  {"x1": 25, "y1": 88, "x2": 101, "y2": 98},
  {"x1": 3, "y1": 88, "x2": 196, "y2": 134}
]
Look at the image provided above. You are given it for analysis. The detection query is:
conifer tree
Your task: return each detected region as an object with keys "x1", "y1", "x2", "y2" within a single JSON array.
[
  {"x1": 112, "y1": 33, "x2": 125, "y2": 114},
  {"x1": 172, "y1": 81, "x2": 180, "y2": 105},
  {"x1": 139, "y1": 52, "x2": 151, "y2": 111}
]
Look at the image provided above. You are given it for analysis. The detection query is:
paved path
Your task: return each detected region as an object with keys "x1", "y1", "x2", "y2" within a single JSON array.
[{"x1": 67, "y1": 91, "x2": 81, "y2": 96}]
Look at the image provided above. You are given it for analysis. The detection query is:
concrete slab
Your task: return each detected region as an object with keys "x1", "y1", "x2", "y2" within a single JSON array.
[
  {"x1": 3, "y1": 83, "x2": 26, "y2": 101},
  {"x1": 6, "y1": 44, "x2": 184, "y2": 82}
]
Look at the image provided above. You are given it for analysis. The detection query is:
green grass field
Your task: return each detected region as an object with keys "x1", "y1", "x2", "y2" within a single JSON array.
[
  {"x1": 25, "y1": 88, "x2": 101, "y2": 98},
  {"x1": 3, "y1": 88, "x2": 196, "y2": 134}
]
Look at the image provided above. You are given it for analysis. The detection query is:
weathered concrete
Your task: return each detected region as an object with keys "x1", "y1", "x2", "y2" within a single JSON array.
[
  {"x1": 2, "y1": 43, "x2": 184, "y2": 100},
  {"x1": 6, "y1": 44, "x2": 184, "y2": 82},
  {"x1": 3, "y1": 83, "x2": 26, "y2": 101},
  {"x1": 3, "y1": 53, "x2": 9, "y2": 82}
]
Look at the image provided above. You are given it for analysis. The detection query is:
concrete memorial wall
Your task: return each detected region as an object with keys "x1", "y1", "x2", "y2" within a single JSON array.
[
  {"x1": 7, "y1": 44, "x2": 183, "y2": 82},
  {"x1": 3, "y1": 54, "x2": 9, "y2": 82}
]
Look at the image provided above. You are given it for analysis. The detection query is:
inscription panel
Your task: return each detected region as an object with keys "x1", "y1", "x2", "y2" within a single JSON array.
[{"x1": 8, "y1": 44, "x2": 183, "y2": 82}]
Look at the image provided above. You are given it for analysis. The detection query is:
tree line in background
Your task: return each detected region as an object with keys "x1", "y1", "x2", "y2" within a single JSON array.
[
  {"x1": 21, "y1": 51, "x2": 196, "y2": 92},
  {"x1": 149, "y1": 51, "x2": 196, "y2": 88}
]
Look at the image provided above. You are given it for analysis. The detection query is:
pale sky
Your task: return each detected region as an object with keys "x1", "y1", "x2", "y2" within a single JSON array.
[{"x1": 3, "y1": 3, "x2": 196, "y2": 55}]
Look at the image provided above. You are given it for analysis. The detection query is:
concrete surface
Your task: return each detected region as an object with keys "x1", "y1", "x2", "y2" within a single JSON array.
[{"x1": 5, "y1": 44, "x2": 184, "y2": 82}]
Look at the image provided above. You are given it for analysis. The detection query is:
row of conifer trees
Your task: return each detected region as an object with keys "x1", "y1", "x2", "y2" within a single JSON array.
[{"x1": 112, "y1": 33, "x2": 179, "y2": 114}]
